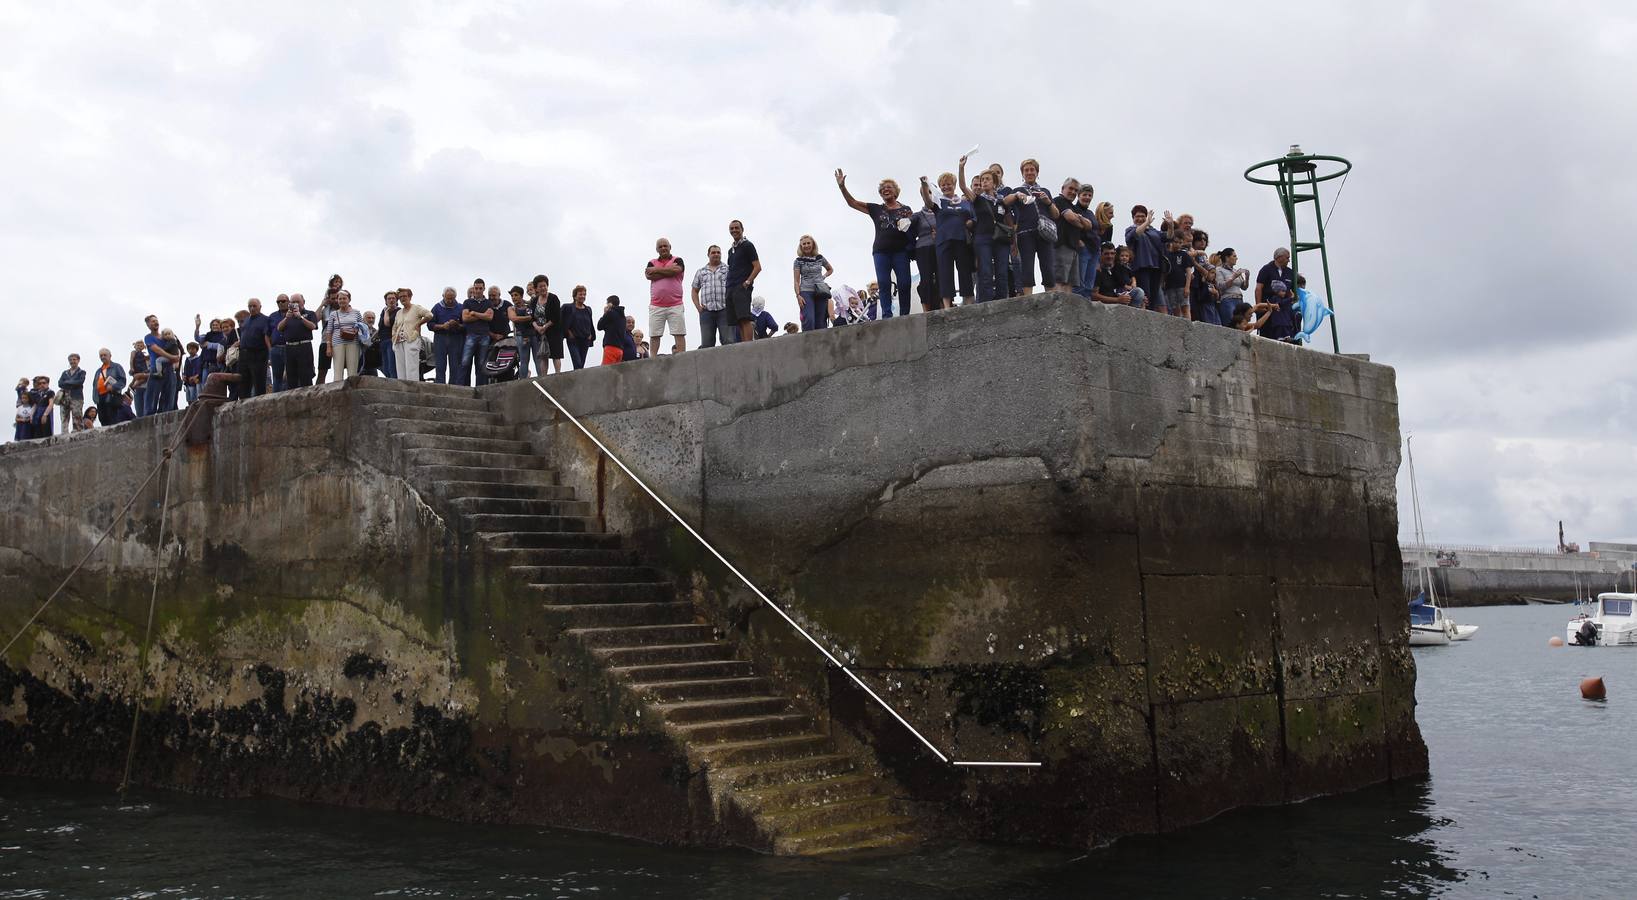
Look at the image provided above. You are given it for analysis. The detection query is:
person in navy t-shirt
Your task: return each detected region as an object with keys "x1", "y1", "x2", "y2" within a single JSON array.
[
  {"x1": 1255, "y1": 249, "x2": 1298, "y2": 341},
  {"x1": 919, "y1": 172, "x2": 973, "y2": 308}
]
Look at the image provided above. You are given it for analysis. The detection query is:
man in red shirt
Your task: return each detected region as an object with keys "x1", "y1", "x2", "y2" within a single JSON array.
[{"x1": 644, "y1": 237, "x2": 687, "y2": 356}]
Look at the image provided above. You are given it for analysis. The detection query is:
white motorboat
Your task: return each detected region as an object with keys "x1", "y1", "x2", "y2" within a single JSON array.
[{"x1": 1566, "y1": 593, "x2": 1637, "y2": 646}]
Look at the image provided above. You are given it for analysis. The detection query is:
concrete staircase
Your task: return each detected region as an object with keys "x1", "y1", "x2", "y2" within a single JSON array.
[{"x1": 357, "y1": 380, "x2": 920, "y2": 856}]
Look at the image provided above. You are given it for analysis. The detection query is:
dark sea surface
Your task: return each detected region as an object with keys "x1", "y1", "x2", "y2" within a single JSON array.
[{"x1": 3, "y1": 604, "x2": 1634, "y2": 899}]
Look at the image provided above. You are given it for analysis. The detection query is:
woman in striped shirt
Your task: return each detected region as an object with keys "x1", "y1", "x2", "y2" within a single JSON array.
[{"x1": 327, "y1": 290, "x2": 368, "y2": 381}]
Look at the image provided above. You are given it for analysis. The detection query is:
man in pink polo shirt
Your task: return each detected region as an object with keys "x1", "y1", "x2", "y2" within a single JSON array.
[{"x1": 644, "y1": 237, "x2": 687, "y2": 355}]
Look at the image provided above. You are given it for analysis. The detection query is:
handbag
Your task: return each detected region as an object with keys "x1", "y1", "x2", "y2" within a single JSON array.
[
  {"x1": 981, "y1": 195, "x2": 1014, "y2": 242},
  {"x1": 340, "y1": 325, "x2": 359, "y2": 342},
  {"x1": 813, "y1": 280, "x2": 832, "y2": 301},
  {"x1": 1036, "y1": 213, "x2": 1058, "y2": 244}
]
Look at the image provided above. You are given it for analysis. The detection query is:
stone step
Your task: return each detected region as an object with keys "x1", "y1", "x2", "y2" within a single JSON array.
[
  {"x1": 488, "y1": 546, "x2": 639, "y2": 566},
  {"x1": 482, "y1": 531, "x2": 620, "y2": 550},
  {"x1": 509, "y1": 565, "x2": 663, "y2": 585},
  {"x1": 525, "y1": 582, "x2": 673, "y2": 604},
  {"x1": 711, "y1": 754, "x2": 859, "y2": 790},
  {"x1": 416, "y1": 465, "x2": 557, "y2": 486},
  {"x1": 397, "y1": 433, "x2": 533, "y2": 455},
  {"x1": 541, "y1": 602, "x2": 696, "y2": 628},
  {"x1": 434, "y1": 481, "x2": 578, "y2": 502},
  {"x1": 651, "y1": 695, "x2": 788, "y2": 724},
  {"x1": 613, "y1": 659, "x2": 754, "y2": 682},
  {"x1": 464, "y1": 513, "x2": 598, "y2": 534},
  {"x1": 632, "y1": 676, "x2": 773, "y2": 703},
  {"x1": 737, "y1": 773, "x2": 885, "y2": 812},
  {"x1": 405, "y1": 447, "x2": 544, "y2": 470},
  {"x1": 350, "y1": 384, "x2": 487, "y2": 410},
  {"x1": 364, "y1": 404, "x2": 503, "y2": 427},
  {"x1": 452, "y1": 497, "x2": 595, "y2": 518},
  {"x1": 781, "y1": 818, "x2": 921, "y2": 857},
  {"x1": 673, "y1": 713, "x2": 813, "y2": 745},
  {"x1": 696, "y1": 734, "x2": 831, "y2": 769},
  {"x1": 375, "y1": 418, "x2": 522, "y2": 442},
  {"x1": 571, "y1": 624, "x2": 717, "y2": 649},
  {"x1": 593, "y1": 642, "x2": 735, "y2": 667}
]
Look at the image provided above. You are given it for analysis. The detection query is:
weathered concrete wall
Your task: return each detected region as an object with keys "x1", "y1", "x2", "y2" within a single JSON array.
[
  {"x1": 488, "y1": 292, "x2": 1427, "y2": 847},
  {"x1": 1405, "y1": 566, "x2": 1613, "y2": 606},
  {"x1": 0, "y1": 380, "x2": 751, "y2": 848}
]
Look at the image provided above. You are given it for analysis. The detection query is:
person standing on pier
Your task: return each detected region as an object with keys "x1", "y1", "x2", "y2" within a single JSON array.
[
  {"x1": 1001, "y1": 158, "x2": 1060, "y2": 295},
  {"x1": 921, "y1": 171, "x2": 973, "y2": 309},
  {"x1": 1254, "y1": 248, "x2": 1297, "y2": 341},
  {"x1": 1123, "y1": 206, "x2": 1168, "y2": 313},
  {"x1": 460, "y1": 285, "x2": 494, "y2": 386},
  {"x1": 428, "y1": 288, "x2": 465, "y2": 384},
  {"x1": 57, "y1": 354, "x2": 85, "y2": 432},
  {"x1": 237, "y1": 299, "x2": 272, "y2": 398},
  {"x1": 691, "y1": 244, "x2": 733, "y2": 348},
  {"x1": 564, "y1": 286, "x2": 596, "y2": 369},
  {"x1": 835, "y1": 170, "x2": 912, "y2": 319},
  {"x1": 726, "y1": 220, "x2": 761, "y2": 344},
  {"x1": 393, "y1": 290, "x2": 432, "y2": 382},
  {"x1": 645, "y1": 237, "x2": 687, "y2": 357},
  {"x1": 92, "y1": 348, "x2": 125, "y2": 426},
  {"x1": 792, "y1": 235, "x2": 833, "y2": 331},
  {"x1": 280, "y1": 295, "x2": 319, "y2": 388}
]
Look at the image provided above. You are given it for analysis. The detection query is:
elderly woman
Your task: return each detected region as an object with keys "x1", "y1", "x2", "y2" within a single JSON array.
[
  {"x1": 835, "y1": 168, "x2": 913, "y2": 319},
  {"x1": 327, "y1": 290, "x2": 368, "y2": 381},
  {"x1": 920, "y1": 172, "x2": 974, "y2": 309}
]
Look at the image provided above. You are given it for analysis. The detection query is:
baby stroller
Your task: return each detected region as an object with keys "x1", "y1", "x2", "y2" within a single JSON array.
[{"x1": 484, "y1": 336, "x2": 521, "y2": 383}]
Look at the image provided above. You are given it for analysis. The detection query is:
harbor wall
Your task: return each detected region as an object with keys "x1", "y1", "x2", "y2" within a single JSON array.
[
  {"x1": 0, "y1": 382, "x2": 748, "y2": 848},
  {"x1": 1403, "y1": 567, "x2": 1627, "y2": 606},
  {"x1": 0, "y1": 293, "x2": 1428, "y2": 852},
  {"x1": 489, "y1": 292, "x2": 1428, "y2": 845}
]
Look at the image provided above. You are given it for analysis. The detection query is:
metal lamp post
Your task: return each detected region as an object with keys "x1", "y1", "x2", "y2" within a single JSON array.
[{"x1": 1244, "y1": 146, "x2": 1352, "y2": 353}]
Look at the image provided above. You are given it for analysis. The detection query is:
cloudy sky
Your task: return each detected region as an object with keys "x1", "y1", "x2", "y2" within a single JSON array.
[{"x1": 2, "y1": 1, "x2": 1633, "y2": 547}]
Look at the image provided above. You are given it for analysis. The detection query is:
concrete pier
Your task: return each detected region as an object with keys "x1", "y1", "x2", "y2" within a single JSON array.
[{"x1": 0, "y1": 293, "x2": 1426, "y2": 852}]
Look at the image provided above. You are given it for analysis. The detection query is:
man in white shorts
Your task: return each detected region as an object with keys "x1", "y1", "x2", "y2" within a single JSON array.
[{"x1": 644, "y1": 237, "x2": 687, "y2": 355}]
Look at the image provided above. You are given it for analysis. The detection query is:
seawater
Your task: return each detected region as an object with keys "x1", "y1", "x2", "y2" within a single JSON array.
[{"x1": 3, "y1": 604, "x2": 1634, "y2": 899}]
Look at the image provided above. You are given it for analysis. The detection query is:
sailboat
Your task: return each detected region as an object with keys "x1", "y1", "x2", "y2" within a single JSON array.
[{"x1": 1405, "y1": 437, "x2": 1478, "y2": 646}]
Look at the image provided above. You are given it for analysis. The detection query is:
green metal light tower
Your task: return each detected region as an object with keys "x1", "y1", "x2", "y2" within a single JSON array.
[{"x1": 1244, "y1": 147, "x2": 1351, "y2": 353}]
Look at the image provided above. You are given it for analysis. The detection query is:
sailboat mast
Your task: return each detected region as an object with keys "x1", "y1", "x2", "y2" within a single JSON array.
[{"x1": 1407, "y1": 437, "x2": 1432, "y2": 599}]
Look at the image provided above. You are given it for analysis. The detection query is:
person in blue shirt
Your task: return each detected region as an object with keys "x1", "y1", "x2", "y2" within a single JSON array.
[
  {"x1": 958, "y1": 157, "x2": 1012, "y2": 303},
  {"x1": 460, "y1": 285, "x2": 494, "y2": 385},
  {"x1": 140, "y1": 315, "x2": 167, "y2": 417},
  {"x1": 1123, "y1": 206, "x2": 1168, "y2": 313},
  {"x1": 750, "y1": 296, "x2": 778, "y2": 339},
  {"x1": 920, "y1": 172, "x2": 973, "y2": 309},
  {"x1": 427, "y1": 287, "x2": 466, "y2": 384},
  {"x1": 181, "y1": 343, "x2": 203, "y2": 405},
  {"x1": 563, "y1": 286, "x2": 596, "y2": 370},
  {"x1": 1001, "y1": 158, "x2": 1063, "y2": 294},
  {"x1": 237, "y1": 298, "x2": 272, "y2": 398},
  {"x1": 267, "y1": 295, "x2": 290, "y2": 393},
  {"x1": 1254, "y1": 249, "x2": 1298, "y2": 341},
  {"x1": 597, "y1": 295, "x2": 631, "y2": 364},
  {"x1": 277, "y1": 295, "x2": 320, "y2": 388},
  {"x1": 835, "y1": 169, "x2": 913, "y2": 319}
]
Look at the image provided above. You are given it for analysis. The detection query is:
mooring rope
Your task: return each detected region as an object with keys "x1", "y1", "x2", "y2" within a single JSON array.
[
  {"x1": 0, "y1": 403, "x2": 201, "y2": 801},
  {"x1": 0, "y1": 407, "x2": 198, "y2": 659},
  {"x1": 118, "y1": 444, "x2": 176, "y2": 799}
]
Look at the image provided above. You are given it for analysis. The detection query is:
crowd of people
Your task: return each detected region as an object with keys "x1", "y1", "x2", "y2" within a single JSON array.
[{"x1": 13, "y1": 157, "x2": 1331, "y2": 443}]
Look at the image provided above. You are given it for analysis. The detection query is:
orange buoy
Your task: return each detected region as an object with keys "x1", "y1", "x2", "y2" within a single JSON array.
[
  {"x1": 1581, "y1": 677, "x2": 1606, "y2": 701},
  {"x1": 1549, "y1": 636, "x2": 1565, "y2": 647}
]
